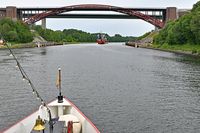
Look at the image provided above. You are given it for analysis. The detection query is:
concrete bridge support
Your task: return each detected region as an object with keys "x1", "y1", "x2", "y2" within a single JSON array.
[
  {"x1": 41, "y1": 18, "x2": 46, "y2": 29},
  {"x1": 6, "y1": 6, "x2": 17, "y2": 20},
  {"x1": 0, "y1": 10, "x2": 6, "y2": 19},
  {"x1": 166, "y1": 7, "x2": 177, "y2": 21}
]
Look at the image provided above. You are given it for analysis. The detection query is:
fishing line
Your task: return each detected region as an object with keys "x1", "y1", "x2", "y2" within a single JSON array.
[
  {"x1": 4, "y1": 41, "x2": 55, "y2": 133},
  {"x1": 5, "y1": 43, "x2": 48, "y2": 107}
]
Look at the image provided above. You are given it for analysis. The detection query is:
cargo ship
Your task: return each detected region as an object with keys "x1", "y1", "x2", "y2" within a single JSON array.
[{"x1": 96, "y1": 33, "x2": 107, "y2": 44}]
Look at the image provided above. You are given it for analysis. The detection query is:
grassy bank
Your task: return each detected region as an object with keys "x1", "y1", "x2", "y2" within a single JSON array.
[
  {"x1": 0, "y1": 43, "x2": 36, "y2": 49},
  {"x1": 150, "y1": 44, "x2": 200, "y2": 55},
  {"x1": 0, "y1": 42, "x2": 64, "y2": 49},
  {"x1": 151, "y1": 1, "x2": 200, "y2": 56}
]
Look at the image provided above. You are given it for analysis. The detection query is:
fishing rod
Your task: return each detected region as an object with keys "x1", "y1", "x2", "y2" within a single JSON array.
[{"x1": 1, "y1": 39, "x2": 55, "y2": 133}]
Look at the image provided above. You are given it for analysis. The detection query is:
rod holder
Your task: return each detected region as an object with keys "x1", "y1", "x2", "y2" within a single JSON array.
[{"x1": 58, "y1": 95, "x2": 63, "y2": 103}]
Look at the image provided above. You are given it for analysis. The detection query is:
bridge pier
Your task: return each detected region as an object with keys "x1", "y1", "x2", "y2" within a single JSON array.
[
  {"x1": 166, "y1": 7, "x2": 177, "y2": 21},
  {"x1": 6, "y1": 6, "x2": 17, "y2": 20},
  {"x1": 0, "y1": 10, "x2": 6, "y2": 19},
  {"x1": 41, "y1": 18, "x2": 46, "y2": 29}
]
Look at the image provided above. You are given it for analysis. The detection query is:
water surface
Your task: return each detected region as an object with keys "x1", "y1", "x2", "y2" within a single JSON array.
[{"x1": 1, "y1": 43, "x2": 200, "y2": 132}]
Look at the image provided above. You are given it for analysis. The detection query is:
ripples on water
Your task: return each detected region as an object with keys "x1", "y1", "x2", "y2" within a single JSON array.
[{"x1": 1, "y1": 43, "x2": 200, "y2": 132}]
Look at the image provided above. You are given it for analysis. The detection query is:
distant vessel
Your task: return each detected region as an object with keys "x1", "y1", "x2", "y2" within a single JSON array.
[{"x1": 96, "y1": 33, "x2": 107, "y2": 44}]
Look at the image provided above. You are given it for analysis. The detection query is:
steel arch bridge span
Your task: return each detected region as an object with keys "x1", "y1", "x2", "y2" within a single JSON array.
[{"x1": 24, "y1": 4, "x2": 164, "y2": 28}]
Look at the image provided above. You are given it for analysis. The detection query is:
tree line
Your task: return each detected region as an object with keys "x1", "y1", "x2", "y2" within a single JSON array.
[
  {"x1": 154, "y1": 1, "x2": 200, "y2": 45},
  {"x1": 32, "y1": 25, "x2": 136, "y2": 43},
  {"x1": 0, "y1": 18, "x2": 33, "y2": 43},
  {"x1": 0, "y1": 17, "x2": 136, "y2": 44}
]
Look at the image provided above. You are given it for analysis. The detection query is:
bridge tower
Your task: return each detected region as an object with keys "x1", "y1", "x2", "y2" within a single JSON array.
[
  {"x1": 6, "y1": 6, "x2": 17, "y2": 20},
  {"x1": 166, "y1": 7, "x2": 177, "y2": 21},
  {"x1": 41, "y1": 19, "x2": 46, "y2": 29}
]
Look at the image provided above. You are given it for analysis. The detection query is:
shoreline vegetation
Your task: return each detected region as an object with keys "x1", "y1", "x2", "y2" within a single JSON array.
[
  {"x1": 142, "y1": 45, "x2": 200, "y2": 57},
  {"x1": 1, "y1": 1, "x2": 200, "y2": 55},
  {"x1": 149, "y1": 44, "x2": 200, "y2": 56},
  {"x1": 0, "y1": 18, "x2": 137, "y2": 49},
  {"x1": 125, "y1": 30, "x2": 200, "y2": 57},
  {"x1": 151, "y1": 1, "x2": 200, "y2": 56},
  {"x1": 0, "y1": 41, "x2": 98, "y2": 49},
  {"x1": 126, "y1": 1, "x2": 200, "y2": 57},
  {"x1": 0, "y1": 42, "x2": 63, "y2": 49},
  {"x1": 126, "y1": 34, "x2": 200, "y2": 57}
]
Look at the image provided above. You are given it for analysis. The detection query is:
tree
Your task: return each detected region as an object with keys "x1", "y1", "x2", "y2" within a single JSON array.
[
  {"x1": 0, "y1": 18, "x2": 33, "y2": 43},
  {"x1": 153, "y1": 0, "x2": 200, "y2": 45},
  {"x1": 192, "y1": 1, "x2": 200, "y2": 12},
  {"x1": 0, "y1": 23, "x2": 12, "y2": 39},
  {"x1": 34, "y1": 26, "x2": 136, "y2": 43},
  {"x1": 7, "y1": 31, "x2": 19, "y2": 42},
  {"x1": 190, "y1": 12, "x2": 200, "y2": 44}
]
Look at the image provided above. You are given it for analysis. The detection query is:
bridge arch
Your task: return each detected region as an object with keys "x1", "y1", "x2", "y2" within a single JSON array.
[{"x1": 24, "y1": 4, "x2": 164, "y2": 28}]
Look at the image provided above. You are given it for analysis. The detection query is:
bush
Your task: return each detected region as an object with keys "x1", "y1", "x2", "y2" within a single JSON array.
[
  {"x1": 0, "y1": 18, "x2": 33, "y2": 43},
  {"x1": 154, "y1": 1, "x2": 200, "y2": 46}
]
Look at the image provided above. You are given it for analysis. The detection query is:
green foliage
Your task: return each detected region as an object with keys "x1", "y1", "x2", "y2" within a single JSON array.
[
  {"x1": 107, "y1": 34, "x2": 136, "y2": 42},
  {"x1": 156, "y1": 44, "x2": 200, "y2": 55},
  {"x1": 190, "y1": 11, "x2": 200, "y2": 44},
  {"x1": 7, "y1": 31, "x2": 19, "y2": 42},
  {"x1": 136, "y1": 32, "x2": 151, "y2": 40},
  {"x1": 154, "y1": 1, "x2": 200, "y2": 46},
  {"x1": 33, "y1": 26, "x2": 136, "y2": 43},
  {"x1": 0, "y1": 18, "x2": 33, "y2": 43},
  {"x1": 192, "y1": 1, "x2": 200, "y2": 12}
]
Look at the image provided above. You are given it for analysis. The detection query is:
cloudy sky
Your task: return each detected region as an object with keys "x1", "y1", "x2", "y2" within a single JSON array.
[{"x1": 1, "y1": 0, "x2": 199, "y2": 36}]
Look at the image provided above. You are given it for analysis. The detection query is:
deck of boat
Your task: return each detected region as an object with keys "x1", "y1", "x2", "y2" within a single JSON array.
[
  {"x1": 3, "y1": 97, "x2": 100, "y2": 133},
  {"x1": 31, "y1": 121, "x2": 65, "y2": 133}
]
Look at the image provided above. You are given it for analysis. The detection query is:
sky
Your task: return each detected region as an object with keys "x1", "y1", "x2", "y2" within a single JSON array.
[{"x1": 1, "y1": 0, "x2": 199, "y2": 36}]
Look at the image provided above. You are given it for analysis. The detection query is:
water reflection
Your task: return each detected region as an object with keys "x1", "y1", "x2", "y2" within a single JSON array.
[{"x1": 40, "y1": 48, "x2": 47, "y2": 55}]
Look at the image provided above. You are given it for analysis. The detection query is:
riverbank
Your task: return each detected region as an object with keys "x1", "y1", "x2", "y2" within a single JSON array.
[
  {"x1": 125, "y1": 30, "x2": 200, "y2": 57},
  {"x1": 152, "y1": 44, "x2": 200, "y2": 56},
  {"x1": 139, "y1": 44, "x2": 200, "y2": 57},
  {"x1": 0, "y1": 41, "x2": 104, "y2": 49},
  {"x1": 0, "y1": 42, "x2": 63, "y2": 49}
]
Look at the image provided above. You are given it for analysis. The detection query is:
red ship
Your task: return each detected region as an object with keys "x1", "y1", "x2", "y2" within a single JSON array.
[{"x1": 96, "y1": 33, "x2": 107, "y2": 44}]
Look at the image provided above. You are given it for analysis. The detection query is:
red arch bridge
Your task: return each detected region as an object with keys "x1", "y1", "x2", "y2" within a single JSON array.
[{"x1": 0, "y1": 4, "x2": 189, "y2": 28}]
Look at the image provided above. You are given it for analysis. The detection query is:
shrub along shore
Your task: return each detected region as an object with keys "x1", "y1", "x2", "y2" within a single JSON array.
[
  {"x1": 0, "y1": 17, "x2": 137, "y2": 48},
  {"x1": 151, "y1": 1, "x2": 200, "y2": 55},
  {"x1": 126, "y1": 1, "x2": 200, "y2": 56}
]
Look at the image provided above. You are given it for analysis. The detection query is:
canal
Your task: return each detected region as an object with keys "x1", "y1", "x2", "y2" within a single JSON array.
[{"x1": 1, "y1": 43, "x2": 200, "y2": 132}]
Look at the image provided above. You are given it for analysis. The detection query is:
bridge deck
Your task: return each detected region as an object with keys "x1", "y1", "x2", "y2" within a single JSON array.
[
  {"x1": 22, "y1": 14, "x2": 163, "y2": 19},
  {"x1": 17, "y1": 7, "x2": 166, "y2": 12}
]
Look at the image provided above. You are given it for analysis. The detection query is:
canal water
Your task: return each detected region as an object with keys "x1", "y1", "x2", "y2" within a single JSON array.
[{"x1": 1, "y1": 43, "x2": 200, "y2": 132}]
